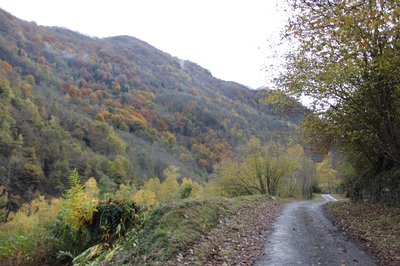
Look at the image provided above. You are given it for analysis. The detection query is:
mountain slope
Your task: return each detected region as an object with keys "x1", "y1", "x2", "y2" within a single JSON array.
[{"x1": 0, "y1": 8, "x2": 301, "y2": 210}]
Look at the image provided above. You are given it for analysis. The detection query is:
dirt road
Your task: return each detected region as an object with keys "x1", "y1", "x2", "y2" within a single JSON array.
[{"x1": 256, "y1": 195, "x2": 377, "y2": 266}]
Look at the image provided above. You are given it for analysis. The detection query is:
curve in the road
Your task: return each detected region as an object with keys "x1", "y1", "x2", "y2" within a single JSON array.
[{"x1": 256, "y1": 195, "x2": 377, "y2": 266}]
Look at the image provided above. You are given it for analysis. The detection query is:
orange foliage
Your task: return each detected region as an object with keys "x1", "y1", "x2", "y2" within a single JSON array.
[
  {"x1": 0, "y1": 60, "x2": 13, "y2": 73},
  {"x1": 129, "y1": 113, "x2": 147, "y2": 124},
  {"x1": 113, "y1": 101, "x2": 122, "y2": 109},
  {"x1": 89, "y1": 92, "x2": 99, "y2": 102},
  {"x1": 174, "y1": 112, "x2": 183, "y2": 126},
  {"x1": 198, "y1": 159, "x2": 209, "y2": 168},
  {"x1": 61, "y1": 83, "x2": 70, "y2": 93},
  {"x1": 81, "y1": 87, "x2": 92, "y2": 97},
  {"x1": 96, "y1": 113, "x2": 105, "y2": 122},
  {"x1": 131, "y1": 90, "x2": 155, "y2": 108},
  {"x1": 140, "y1": 108, "x2": 155, "y2": 122},
  {"x1": 68, "y1": 85, "x2": 82, "y2": 98},
  {"x1": 38, "y1": 55, "x2": 46, "y2": 64},
  {"x1": 98, "y1": 110, "x2": 110, "y2": 120},
  {"x1": 111, "y1": 81, "x2": 121, "y2": 94},
  {"x1": 79, "y1": 79, "x2": 87, "y2": 88},
  {"x1": 32, "y1": 34, "x2": 42, "y2": 44},
  {"x1": 198, "y1": 144, "x2": 208, "y2": 154}
]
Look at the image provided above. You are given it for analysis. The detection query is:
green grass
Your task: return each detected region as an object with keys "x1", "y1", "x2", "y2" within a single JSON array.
[
  {"x1": 112, "y1": 195, "x2": 273, "y2": 265},
  {"x1": 312, "y1": 193, "x2": 325, "y2": 202}
]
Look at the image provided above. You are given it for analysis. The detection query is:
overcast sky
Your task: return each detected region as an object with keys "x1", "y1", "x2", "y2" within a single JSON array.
[{"x1": 1, "y1": 0, "x2": 288, "y2": 89}]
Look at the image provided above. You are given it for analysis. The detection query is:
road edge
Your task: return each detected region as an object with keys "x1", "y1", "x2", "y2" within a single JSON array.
[{"x1": 323, "y1": 202, "x2": 385, "y2": 266}]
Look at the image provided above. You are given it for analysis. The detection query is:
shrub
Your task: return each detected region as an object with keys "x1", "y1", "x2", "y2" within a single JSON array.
[
  {"x1": 132, "y1": 190, "x2": 159, "y2": 208},
  {"x1": 0, "y1": 196, "x2": 62, "y2": 265}
]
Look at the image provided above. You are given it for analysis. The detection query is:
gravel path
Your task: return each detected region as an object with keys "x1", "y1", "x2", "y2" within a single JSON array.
[{"x1": 256, "y1": 195, "x2": 377, "y2": 266}]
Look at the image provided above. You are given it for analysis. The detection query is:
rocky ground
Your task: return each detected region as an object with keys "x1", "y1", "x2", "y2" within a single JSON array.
[{"x1": 167, "y1": 200, "x2": 284, "y2": 266}]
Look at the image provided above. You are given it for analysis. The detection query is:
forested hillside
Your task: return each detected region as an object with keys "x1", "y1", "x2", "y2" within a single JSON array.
[{"x1": 0, "y1": 8, "x2": 302, "y2": 211}]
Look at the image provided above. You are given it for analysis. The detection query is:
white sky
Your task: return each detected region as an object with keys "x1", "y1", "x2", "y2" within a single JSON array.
[{"x1": 1, "y1": 0, "x2": 288, "y2": 89}]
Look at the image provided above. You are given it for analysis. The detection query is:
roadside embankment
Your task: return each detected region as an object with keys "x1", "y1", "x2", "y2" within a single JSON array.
[
  {"x1": 112, "y1": 195, "x2": 284, "y2": 265},
  {"x1": 325, "y1": 201, "x2": 400, "y2": 266}
]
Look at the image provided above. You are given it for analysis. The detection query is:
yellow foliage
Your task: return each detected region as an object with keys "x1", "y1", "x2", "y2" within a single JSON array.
[
  {"x1": 5, "y1": 196, "x2": 62, "y2": 232},
  {"x1": 62, "y1": 170, "x2": 98, "y2": 229},
  {"x1": 165, "y1": 131, "x2": 176, "y2": 145},
  {"x1": 181, "y1": 177, "x2": 204, "y2": 198},
  {"x1": 25, "y1": 74, "x2": 35, "y2": 85},
  {"x1": 96, "y1": 112, "x2": 105, "y2": 122},
  {"x1": 142, "y1": 166, "x2": 183, "y2": 203},
  {"x1": 132, "y1": 189, "x2": 159, "y2": 208},
  {"x1": 0, "y1": 196, "x2": 62, "y2": 261},
  {"x1": 144, "y1": 178, "x2": 162, "y2": 200},
  {"x1": 159, "y1": 166, "x2": 180, "y2": 201},
  {"x1": 287, "y1": 144, "x2": 305, "y2": 157},
  {"x1": 206, "y1": 180, "x2": 230, "y2": 197},
  {"x1": 316, "y1": 154, "x2": 340, "y2": 193},
  {"x1": 211, "y1": 159, "x2": 248, "y2": 196},
  {"x1": 84, "y1": 177, "x2": 100, "y2": 200},
  {"x1": 115, "y1": 184, "x2": 137, "y2": 201}
]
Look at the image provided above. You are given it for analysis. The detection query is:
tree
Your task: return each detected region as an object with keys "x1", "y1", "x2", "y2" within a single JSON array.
[
  {"x1": 107, "y1": 155, "x2": 133, "y2": 184},
  {"x1": 113, "y1": 183, "x2": 135, "y2": 201},
  {"x1": 212, "y1": 138, "x2": 298, "y2": 197},
  {"x1": 210, "y1": 159, "x2": 247, "y2": 197},
  {"x1": 316, "y1": 154, "x2": 340, "y2": 193},
  {"x1": 98, "y1": 175, "x2": 117, "y2": 195},
  {"x1": 159, "y1": 166, "x2": 180, "y2": 201},
  {"x1": 62, "y1": 169, "x2": 98, "y2": 229},
  {"x1": 144, "y1": 178, "x2": 162, "y2": 200},
  {"x1": 281, "y1": 144, "x2": 314, "y2": 198},
  {"x1": 87, "y1": 122, "x2": 126, "y2": 156},
  {"x1": 280, "y1": 0, "x2": 400, "y2": 160},
  {"x1": 279, "y1": 0, "x2": 400, "y2": 201},
  {"x1": 132, "y1": 189, "x2": 158, "y2": 208},
  {"x1": 180, "y1": 177, "x2": 204, "y2": 198}
]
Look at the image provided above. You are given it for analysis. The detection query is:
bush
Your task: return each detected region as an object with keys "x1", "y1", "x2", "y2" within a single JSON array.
[
  {"x1": 88, "y1": 201, "x2": 140, "y2": 244},
  {"x1": 0, "y1": 196, "x2": 62, "y2": 265},
  {"x1": 0, "y1": 169, "x2": 99, "y2": 265},
  {"x1": 0, "y1": 169, "x2": 145, "y2": 265}
]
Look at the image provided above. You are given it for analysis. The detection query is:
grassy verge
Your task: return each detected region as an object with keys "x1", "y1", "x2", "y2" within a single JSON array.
[
  {"x1": 111, "y1": 195, "x2": 274, "y2": 265},
  {"x1": 325, "y1": 201, "x2": 400, "y2": 266},
  {"x1": 312, "y1": 193, "x2": 325, "y2": 202}
]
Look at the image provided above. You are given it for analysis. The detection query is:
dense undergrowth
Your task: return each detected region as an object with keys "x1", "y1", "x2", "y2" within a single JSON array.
[
  {"x1": 0, "y1": 170, "x2": 143, "y2": 266},
  {"x1": 0, "y1": 166, "x2": 275, "y2": 266}
]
